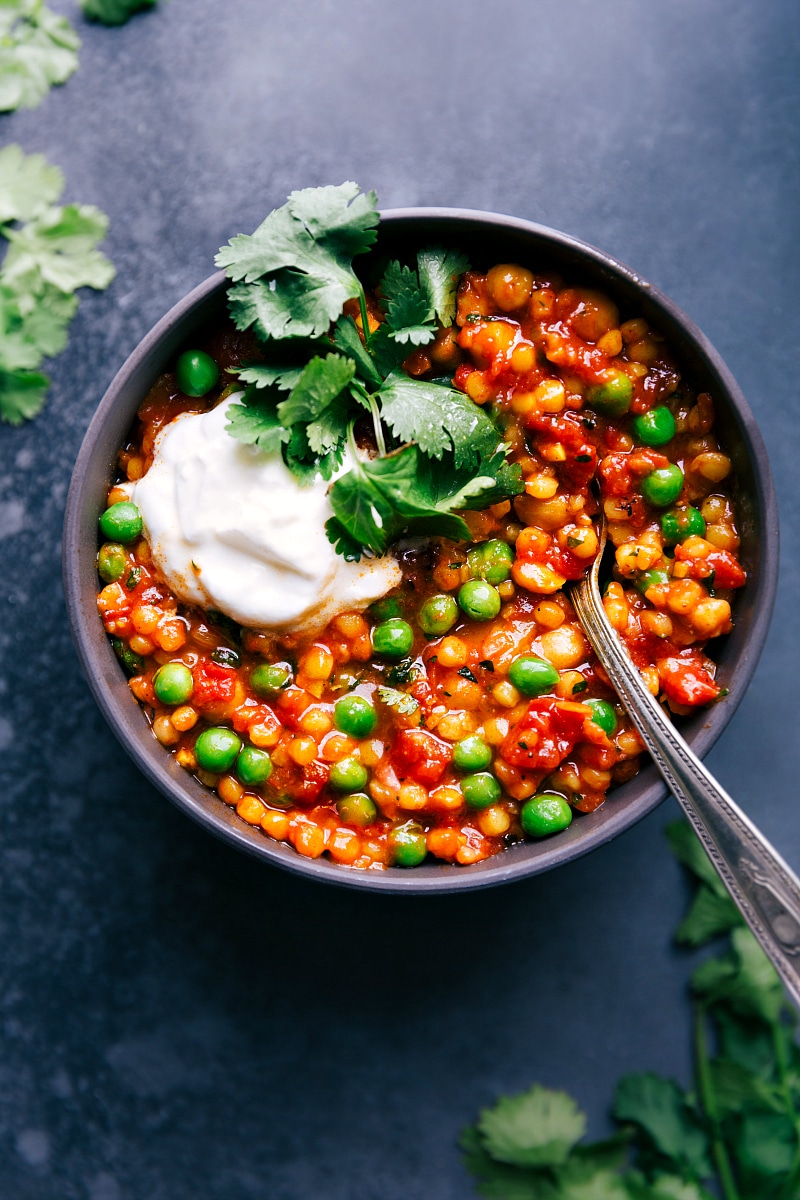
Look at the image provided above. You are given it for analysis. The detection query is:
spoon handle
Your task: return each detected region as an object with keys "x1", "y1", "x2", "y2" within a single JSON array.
[{"x1": 572, "y1": 579, "x2": 800, "y2": 1010}]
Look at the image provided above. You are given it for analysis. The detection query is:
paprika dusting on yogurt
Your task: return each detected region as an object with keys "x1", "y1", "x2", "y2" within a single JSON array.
[{"x1": 96, "y1": 185, "x2": 745, "y2": 871}]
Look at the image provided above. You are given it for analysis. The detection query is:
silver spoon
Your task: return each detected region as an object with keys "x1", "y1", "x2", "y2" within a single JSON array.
[{"x1": 570, "y1": 519, "x2": 800, "y2": 1008}]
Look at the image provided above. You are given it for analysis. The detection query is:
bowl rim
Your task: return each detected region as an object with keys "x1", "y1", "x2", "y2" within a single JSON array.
[{"x1": 62, "y1": 206, "x2": 780, "y2": 894}]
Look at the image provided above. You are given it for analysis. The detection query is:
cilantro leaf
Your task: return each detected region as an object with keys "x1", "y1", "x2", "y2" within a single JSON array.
[
  {"x1": 276, "y1": 353, "x2": 356, "y2": 455},
  {"x1": 0, "y1": 144, "x2": 63, "y2": 223},
  {"x1": 332, "y1": 314, "x2": 383, "y2": 388},
  {"x1": 674, "y1": 884, "x2": 743, "y2": 947},
  {"x1": 377, "y1": 371, "x2": 501, "y2": 468},
  {"x1": 0, "y1": 147, "x2": 114, "y2": 425},
  {"x1": 284, "y1": 422, "x2": 343, "y2": 485},
  {"x1": 324, "y1": 518, "x2": 363, "y2": 562},
  {"x1": 0, "y1": 366, "x2": 49, "y2": 424},
  {"x1": 80, "y1": 0, "x2": 157, "y2": 25},
  {"x1": 739, "y1": 1112, "x2": 797, "y2": 1177},
  {"x1": 715, "y1": 1010, "x2": 776, "y2": 1077},
  {"x1": 477, "y1": 1084, "x2": 587, "y2": 1168},
  {"x1": 691, "y1": 927, "x2": 784, "y2": 1023},
  {"x1": 3, "y1": 203, "x2": 115, "y2": 292},
  {"x1": 0, "y1": 281, "x2": 75, "y2": 385},
  {"x1": 707, "y1": 1058, "x2": 783, "y2": 1117},
  {"x1": 0, "y1": 0, "x2": 80, "y2": 112},
  {"x1": 417, "y1": 245, "x2": 470, "y2": 325},
  {"x1": 376, "y1": 686, "x2": 420, "y2": 717},
  {"x1": 460, "y1": 1127, "x2": 559, "y2": 1200},
  {"x1": 379, "y1": 259, "x2": 436, "y2": 346},
  {"x1": 234, "y1": 363, "x2": 305, "y2": 392},
  {"x1": 326, "y1": 445, "x2": 474, "y2": 557},
  {"x1": 613, "y1": 1074, "x2": 710, "y2": 1176},
  {"x1": 216, "y1": 183, "x2": 378, "y2": 341},
  {"x1": 224, "y1": 390, "x2": 290, "y2": 455}
]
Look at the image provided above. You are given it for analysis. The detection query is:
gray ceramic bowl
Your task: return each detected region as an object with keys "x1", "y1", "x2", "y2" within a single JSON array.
[{"x1": 63, "y1": 209, "x2": 779, "y2": 893}]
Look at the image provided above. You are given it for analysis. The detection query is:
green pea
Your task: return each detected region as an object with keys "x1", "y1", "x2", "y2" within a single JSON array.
[
  {"x1": 636, "y1": 568, "x2": 670, "y2": 595},
  {"x1": 334, "y1": 694, "x2": 378, "y2": 738},
  {"x1": 371, "y1": 618, "x2": 414, "y2": 658},
  {"x1": 329, "y1": 756, "x2": 369, "y2": 793},
  {"x1": 418, "y1": 593, "x2": 459, "y2": 637},
  {"x1": 99, "y1": 501, "x2": 143, "y2": 544},
  {"x1": 389, "y1": 821, "x2": 428, "y2": 867},
  {"x1": 462, "y1": 772, "x2": 502, "y2": 809},
  {"x1": 175, "y1": 349, "x2": 220, "y2": 397},
  {"x1": 585, "y1": 698, "x2": 617, "y2": 736},
  {"x1": 508, "y1": 655, "x2": 560, "y2": 697},
  {"x1": 587, "y1": 370, "x2": 633, "y2": 416},
  {"x1": 641, "y1": 464, "x2": 684, "y2": 507},
  {"x1": 194, "y1": 727, "x2": 242, "y2": 773},
  {"x1": 97, "y1": 542, "x2": 128, "y2": 583},
  {"x1": 368, "y1": 597, "x2": 404, "y2": 621},
  {"x1": 250, "y1": 663, "x2": 292, "y2": 696},
  {"x1": 632, "y1": 406, "x2": 676, "y2": 446},
  {"x1": 153, "y1": 662, "x2": 194, "y2": 705},
  {"x1": 458, "y1": 580, "x2": 502, "y2": 622},
  {"x1": 453, "y1": 736, "x2": 493, "y2": 772},
  {"x1": 521, "y1": 793, "x2": 573, "y2": 837},
  {"x1": 236, "y1": 745, "x2": 273, "y2": 786},
  {"x1": 660, "y1": 506, "x2": 706, "y2": 544},
  {"x1": 111, "y1": 637, "x2": 144, "y2": 676},
  {"x1": 337, "y1": 793, "x2": 377, "y2": 827},
  {"x1": 467, "y1": 539, "x2": 515, "y2": 585}
]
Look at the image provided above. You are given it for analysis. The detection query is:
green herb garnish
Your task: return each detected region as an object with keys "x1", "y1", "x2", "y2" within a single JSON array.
[
  {"x1": 80, "y1": 0, "x2": 158, "y2": 25},
  {"x1": 0, "y1": 144, "x2": 114, "y2": 424},
  {"x1": 215, "y1": 183, "x2": 523, "y2": 559},
  {"x1": 463, "y1": 821, "x2": 800, "y2": 1199},
  {"x1": 0, "y1": 0, "x2": 80, "y2": 113},
  {"x1": 376, "y1": 686, "x2": 420, "y2": 718}
]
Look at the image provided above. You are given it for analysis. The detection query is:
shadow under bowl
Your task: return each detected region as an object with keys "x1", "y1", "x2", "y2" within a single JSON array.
[{"x1": 62, "y1": 208, "x2": 779, "y2": 894}]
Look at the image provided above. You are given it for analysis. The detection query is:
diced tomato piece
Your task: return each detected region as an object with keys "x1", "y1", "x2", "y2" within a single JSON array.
[
  {"x1": 232, "y1": 702, "x2": 273, "y2": 733},
  {"x1": 192, "y1": 658, "x2": 237, "y2": 709},
  {"x1": 293, "y1": 759, "x2": 330, "y2": 805},
  {"x1": 394, "y1": 728, "x2": 453, "y2": 785},
  {"x1": 658, "y1": 654, "x2": 720, "y2": 706},
  {"x1": 500, "y1": 698, "x2": 589, "y2": 772},
  {"x1": 274, "y1": 686, "x2": 313, "y2": 729},
  {"x1": 674, "y1": 546, "x2": 746, "y2": 589}
]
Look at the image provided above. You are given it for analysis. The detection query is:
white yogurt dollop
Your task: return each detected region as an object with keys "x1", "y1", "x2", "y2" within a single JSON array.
[{"x1": 126, "y1": 396, "x2": 401, "y2": 632}]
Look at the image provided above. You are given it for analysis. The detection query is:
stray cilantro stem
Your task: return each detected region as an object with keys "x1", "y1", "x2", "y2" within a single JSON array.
[
  {"x1": 357, "y1": 287, "x2": 373, "y2": 348},
  {"x1": 693, "y1": 1004, "x2": 741, "y2": 1200},
  {"x1": 351, "y1": 381, "x2": 387, "y2": 456}
]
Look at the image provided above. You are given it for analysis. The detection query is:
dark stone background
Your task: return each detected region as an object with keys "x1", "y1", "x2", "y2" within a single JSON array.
[{"x1": 1, "y1": 1, "x2": 798, "y2": 1196}]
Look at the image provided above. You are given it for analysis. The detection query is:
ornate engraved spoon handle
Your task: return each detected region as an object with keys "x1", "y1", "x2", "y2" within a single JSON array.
[{"x1": 571, "y1": 541, "x2": 800, "y2": 1010}]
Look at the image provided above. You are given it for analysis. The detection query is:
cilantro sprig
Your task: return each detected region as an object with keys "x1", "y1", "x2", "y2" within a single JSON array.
[
  {"x1": 463, "y1": 822, "x2": 800, "y2": 1200},
  {"x1": 0, "y1": 0, "x2": 80, "y2": 112},
  {"x1": 216, "y1": 184, "x2": 522, "y2": 560},
  {"x1": 0, "y1": 144, "x2": 114, "y2": 424}
]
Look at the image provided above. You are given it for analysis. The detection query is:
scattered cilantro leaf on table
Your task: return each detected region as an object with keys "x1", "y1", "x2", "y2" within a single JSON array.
[
  {"x1": 463, "y1": 822, "x2": 800, "y2": 1200},
  {"x1": 80, "y1": 0, "x2": 158, "y2": 25},
  {"x1": 0, "y1": 0, "x2": 80, "y2": 112},
  {"x1": 0, "y1": 145, "x2": 114, "y2": 425}
]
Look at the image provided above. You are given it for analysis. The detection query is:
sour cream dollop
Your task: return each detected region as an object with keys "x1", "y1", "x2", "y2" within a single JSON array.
[{"x1": 126, "y1": 396, "x2": 401, "y2": 632}]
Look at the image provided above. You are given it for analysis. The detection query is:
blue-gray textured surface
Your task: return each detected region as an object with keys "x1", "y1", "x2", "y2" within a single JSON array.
[{"x1": 1, "y1": 1, "x2": 799, "y2": 1196}]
